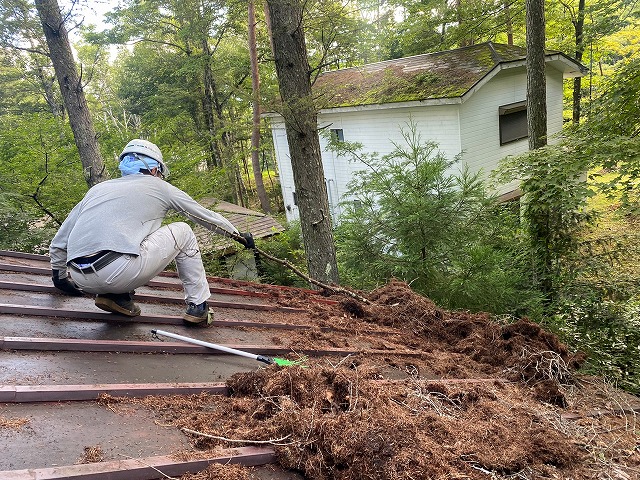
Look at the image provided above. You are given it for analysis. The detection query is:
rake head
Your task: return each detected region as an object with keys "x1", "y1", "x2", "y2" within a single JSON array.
[
  {"x1": 272, "y1": 356, "x2": 307, "y2": 367},
  {"x1": 256, "y1": 354, "x2": 308, "y2": 367}
]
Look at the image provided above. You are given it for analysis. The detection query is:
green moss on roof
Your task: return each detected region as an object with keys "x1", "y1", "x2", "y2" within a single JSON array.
[{"x1": 313, "y1": 42, "x2": 529, "y2": 109}]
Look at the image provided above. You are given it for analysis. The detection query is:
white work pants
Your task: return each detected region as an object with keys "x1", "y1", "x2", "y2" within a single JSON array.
[{"x1": 70, "y1": 222, "x2": 211, "y2": 305}]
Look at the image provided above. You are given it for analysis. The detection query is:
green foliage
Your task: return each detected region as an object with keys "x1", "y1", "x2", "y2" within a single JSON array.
[
  {"x1": 113, "y1": 45, "x2": 200, "y2": 124},
  {"x1": 538, "y1": 194, "x2": 640, "y2": 395},
  {"x1": 496, "y1": 137, "x2": 595, "y2": 304},
  {"x1": 495, "y1": 57, "x2": 640, "y2": 389},
  {"x1": 162, "y1": 140, "x2": 234, "y2": 201},
  {"x1": 575, "y1": 55, "x2": 640, "y2": 209},
  {"x1": 0, "y1": 49, "x2": 56, "y2": 115},
  {"x1": 386, "y1": 0, "x2": 450, "y2": 57},
  {"x1": 333, "y1": 122, "x2": 540, "y2": 314},
  {"x1": 0, "y1": 114, "x2": 88, "y2": 214},
  {"x1": 0, "y1": 113, "x2": 89, "y2": 252},
  {"x1": 256, "y1": 221, "x2": 309, "y2": 288},
  {"x1": 383, "y1": 0, "x2": 529, "y2": 57},
  {"x1": 548, "y1": 289, "x2": 640, "y2": 395},
  {"x1": 0, "y1": 191, "x2": 57, "y2": 254},
  {"x1": 545, "y1": 0, "x2": 634, "y2": 57},
  {"x1": 303, "y1": 0, "x2": 383, "y2": 69},
  {"x1": 585, "y1": 55, "x2": 640, "y2": 138},
  {"x1": 200, "y1": 250, "x2": 231, "y2": 278}
]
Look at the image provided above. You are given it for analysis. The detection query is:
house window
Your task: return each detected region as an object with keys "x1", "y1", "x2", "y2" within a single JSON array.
[
  {"x1": 499, "y1": 101, "x2": 527, "y2": 145},
  {"x1": 330, "y1": 128, "x2": 344, "y2": 142}
]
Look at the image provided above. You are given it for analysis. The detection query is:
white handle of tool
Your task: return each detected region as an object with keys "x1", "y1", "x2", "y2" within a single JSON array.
[{"x1": 152, "y1": 329, "x2": 260, "y2": 361}]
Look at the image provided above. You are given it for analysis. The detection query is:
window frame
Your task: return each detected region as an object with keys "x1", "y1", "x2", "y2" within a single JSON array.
[
  {"x1": 330, "y1": 128, "x2": 344, "y2": 142},
  {"x1": 498, "y1": 101, "x2": 528, "y2": 145}
]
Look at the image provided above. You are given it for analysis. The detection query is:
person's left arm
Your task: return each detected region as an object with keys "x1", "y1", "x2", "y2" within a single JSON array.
[{"x1": 166, "y1": 183, "x2": 241, "y2": 237}]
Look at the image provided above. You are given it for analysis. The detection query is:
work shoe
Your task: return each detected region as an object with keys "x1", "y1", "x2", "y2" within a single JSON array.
[
  {"x1": 95, "y1": 292, "x2": 141, "y2": 317},
  {"x1": 183, "y1": 301, "x2": 211, "y2": 326}
]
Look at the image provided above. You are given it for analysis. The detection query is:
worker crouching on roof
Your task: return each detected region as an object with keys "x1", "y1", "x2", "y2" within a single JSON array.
[{"x1": 49, "y1": 139, "x2": 254, "y2": 326}]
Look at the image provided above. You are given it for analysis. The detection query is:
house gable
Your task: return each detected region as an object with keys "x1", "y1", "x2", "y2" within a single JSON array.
[{"x1": 269, "y1": 43, "x2": 586, "y2": 222}]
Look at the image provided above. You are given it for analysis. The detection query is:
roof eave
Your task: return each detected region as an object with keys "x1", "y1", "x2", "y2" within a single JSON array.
[
  {"x1": 459, "y1": 62, "x2": 522, "y2": 103},
  {"x1": 462, "y1": 53, "x2": 586, "y2": 102},
  {"x1": 319, "y1": 97, "x2": 462, "y2": 114},
  {"x1": 545, "y1": 53, "x2": 588, "y2": 78}
]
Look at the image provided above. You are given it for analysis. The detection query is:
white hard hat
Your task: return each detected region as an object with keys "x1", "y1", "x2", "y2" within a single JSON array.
[{"x1": 119, "y1": 139, "x2": 169, "y2": 176}]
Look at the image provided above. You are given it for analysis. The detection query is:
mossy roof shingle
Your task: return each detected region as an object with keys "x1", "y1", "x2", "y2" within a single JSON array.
[{"x1": 313, "y1": 42, "x2": 548, "y2": 109}]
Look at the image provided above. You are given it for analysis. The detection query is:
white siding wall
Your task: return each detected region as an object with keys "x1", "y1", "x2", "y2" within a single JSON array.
[
  {"x1": 546, "y1": 69, "x2": 566, "y2": 136},
  {"x1": 270, "y1": 122, "x2": 299, "y2": 220},
  {"x1": 270, "y1": 65, "x2": 568, "y2": 222},
  {"x1": 459, "y1": 66, "x2": 567, "y2": 194},
  {"x1": 270, "y1": 105, "x2": 461, "y2": 223},
  {"x1": 318, "y1": 106, "x2": 461, "y2": 221}
]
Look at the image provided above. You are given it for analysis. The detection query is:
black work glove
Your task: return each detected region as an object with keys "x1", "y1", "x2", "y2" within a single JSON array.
[
  {"x1": 236, "y1": 232, "x2": 256, "y2": 249},
  {"x1": 52, "y1": 269, "x2": 84, "y2": 296}
]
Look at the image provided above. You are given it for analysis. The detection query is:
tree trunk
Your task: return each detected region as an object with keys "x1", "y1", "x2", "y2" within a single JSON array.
[
  {"x1": 504, "y1": 1, "x2": 514, "y2": 45},
  {"x1": 525, "y1": 0, "x2": 552, "y2": 304},
  {"x1": 572, "y1": 0, "x2": 586, "y2": 124},
  {"x1": 265, "y1": 0, "x2": 340, "y2": 286},
  {"x1": 249, "y1": 0, "x2": 271, "y2": 213},
  {"x1": 34, "y1": 0, "x2": 106, "y2": 187},
  {"x1": 201, "y1": 38, "x2": 222, "y2": 169},
  {"x1": 525, "y1": 0, "x2": 547, "y2": 151},
  {"x1": 263, "y1": 3, "x2": 274, "y2": 55}
]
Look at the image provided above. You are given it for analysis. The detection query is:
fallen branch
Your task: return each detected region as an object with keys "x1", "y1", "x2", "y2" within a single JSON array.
[
  {"x1": 252, "y1": 245, "x2": 371, "y2": 304},
  {"x1": 182, "y1": 427, "x2": 293, "y2": 446}
]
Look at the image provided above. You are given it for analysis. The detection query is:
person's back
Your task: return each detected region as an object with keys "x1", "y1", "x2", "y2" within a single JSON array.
[
  {"x1": 59, "y1": 175, "x2": 166, "y2": 260},
  {"x1": 49, "y1": 138, "x2": 254, "y2": 326}
]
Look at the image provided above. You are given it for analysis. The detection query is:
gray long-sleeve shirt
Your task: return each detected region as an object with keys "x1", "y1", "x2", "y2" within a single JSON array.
[{"x1": 49, "y1": 174, "x2": 239, "y2": 271}]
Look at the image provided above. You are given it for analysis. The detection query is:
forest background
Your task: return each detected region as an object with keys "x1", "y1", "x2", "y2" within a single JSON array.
[{"x1": 0, "y1": 0, "x2": 639, "y2": 393}]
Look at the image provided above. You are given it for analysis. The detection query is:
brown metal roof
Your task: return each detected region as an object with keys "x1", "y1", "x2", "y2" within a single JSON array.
[
  {"x1": 0, "y1": 249, "x2": 414, "y2": 378},
  {"x1": 0, "y1": 448, "x2": 276, "y2": 479},
  {"x1": 2, "y1": 249, "x2": 632, "y2": 479},
  {"x1": 0, "y1": 249, "x2": 415, "y2": 477}
]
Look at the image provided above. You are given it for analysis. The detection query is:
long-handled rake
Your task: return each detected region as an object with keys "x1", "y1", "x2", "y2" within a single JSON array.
[{"x1": 151, "y1": 329, "x2": 306, "y2": 367}]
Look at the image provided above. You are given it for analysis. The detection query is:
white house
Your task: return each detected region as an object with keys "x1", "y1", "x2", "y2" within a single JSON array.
[{"x1": 266, "y1": 42, "x2": 586, "y2": 223}]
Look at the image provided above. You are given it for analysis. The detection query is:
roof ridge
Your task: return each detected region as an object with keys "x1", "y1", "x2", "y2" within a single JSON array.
[
  {"x1": 486, "y1": 41, "x2": 502, "y2": 64},
  {"x1": 318, "y1": 41, "x2": 516, "y2": 77}
]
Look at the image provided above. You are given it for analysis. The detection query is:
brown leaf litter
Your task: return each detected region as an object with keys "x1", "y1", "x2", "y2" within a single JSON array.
[
  {"x1": 98, "y1": 280, "x2": 640, "y2": 479},
  {"x1": 76, "y1": 445, "x2": 105, "y2": 464},
  {"x1": 0, "y1": 415, "x2": 29, "y2": 430}
]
